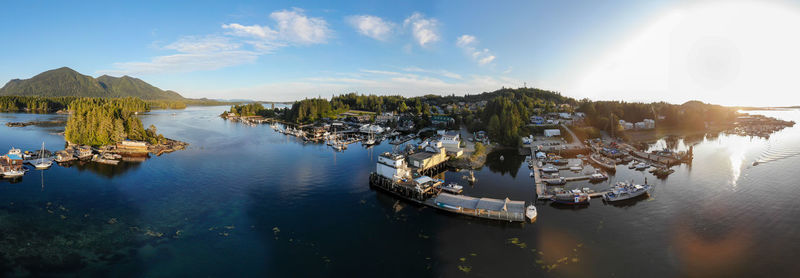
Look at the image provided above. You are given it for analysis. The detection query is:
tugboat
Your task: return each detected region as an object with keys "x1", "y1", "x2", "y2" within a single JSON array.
[
  {"x1": 602, "y1": 181, "x2": 653, "y2": 202},
  {"x1": 551, "y1": 190, "x2": 590, "y2": 205}
]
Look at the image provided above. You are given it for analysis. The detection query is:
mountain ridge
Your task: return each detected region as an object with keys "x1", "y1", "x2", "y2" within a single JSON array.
[{"x1": 0, "y1": 67, "x2": 183, "y2": 100}]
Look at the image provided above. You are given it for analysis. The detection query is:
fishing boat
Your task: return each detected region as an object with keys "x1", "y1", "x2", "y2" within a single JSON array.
[
  {"x1": 551, "y1": 190, "x2": 590, "y2": 205},
  {"x1": 33, "y1": 142, "x2": 52, "y2": 169},
  {"x1": 526, "y1": 205, "x2": 538, "y2": 223},
  {"x1": 2, "y1": 169, "x2": 25, "y2": 178},
  {"x1": 589, "y1": 172, "x2": 608, "y2": 182},
  {"x1": 441, "y1": 183, "x2": 464, "y2": 194},
  {"x1": 541, "y1": 166, "x2": 559, "y2": 173},
  {"x1": 602, "y1": 181, "x2": 652, "y2": 202},
  {"x1": 8, "y1": 147, "x2": 22, "y2": 156},
  {"x1": 544, "y1": 177, "x2": 566, "y2": 185}
]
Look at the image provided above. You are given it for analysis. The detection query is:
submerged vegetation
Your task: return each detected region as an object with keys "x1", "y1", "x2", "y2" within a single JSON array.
[{"x1": 65, "y1": 98, "x2": 164, "y2": 146}]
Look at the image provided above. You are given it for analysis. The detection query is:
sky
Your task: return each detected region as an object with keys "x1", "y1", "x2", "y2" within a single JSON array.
[{"x1": 1, "y1": 0, "x2": 799, "y2": 106}]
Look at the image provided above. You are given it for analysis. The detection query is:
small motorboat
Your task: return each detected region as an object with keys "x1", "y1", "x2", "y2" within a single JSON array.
[
  {"x1": 589, "y1": 172, "x2": 608, "y2": 182},
  {"x1": 441, "y1": 183, "x2": 464, "y2": 194},
  {"x1": 544, "y1": 177, "x2": 566, "y2": 185},
  {"x1": 551, "y1": 190, "x2": 590, "y2": 205},
  {"x1": 526, "y1": 205, "x2": 538, "y2": 223},
  {"x1": 635, "y1": 162, "x2": 648, "y2": 170},
  {"x1": 541, "y1": 166, "x2": 559, "y2": 173},
  {"x1": 2, "y1": 169, "x2": 25, "y2": 178}
]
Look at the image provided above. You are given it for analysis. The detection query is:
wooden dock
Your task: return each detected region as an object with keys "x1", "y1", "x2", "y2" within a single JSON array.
[
  {"x1": 530, "y1": 158, "x2": 552, "y2": 200},
  {"x1": 532, "y1": 156, "x2": 611, "y2": 200}
]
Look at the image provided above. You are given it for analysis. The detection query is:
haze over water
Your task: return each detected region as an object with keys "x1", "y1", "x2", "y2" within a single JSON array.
[{"x1": 1, "y1": 107, "x2": 799, "y2": 277}]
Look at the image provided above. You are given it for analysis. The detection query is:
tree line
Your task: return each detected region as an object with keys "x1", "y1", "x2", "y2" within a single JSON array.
[{"x1": 65, "y1": 97, "x2": 163, "y2": 146}]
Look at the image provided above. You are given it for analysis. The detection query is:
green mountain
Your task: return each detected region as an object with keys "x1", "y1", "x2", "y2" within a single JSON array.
[{"x1": 0, "y1": 67, "x2": 183, "y2": 100}]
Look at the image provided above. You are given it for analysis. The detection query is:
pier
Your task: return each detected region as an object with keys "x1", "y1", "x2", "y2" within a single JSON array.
[{"x1": 369, "y1": 173, "x2": 528, "y2": 222}]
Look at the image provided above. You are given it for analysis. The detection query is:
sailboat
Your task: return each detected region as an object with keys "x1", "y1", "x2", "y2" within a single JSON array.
[{"x1": 33, "y1": 142, "x2": 52, "y2": 169}]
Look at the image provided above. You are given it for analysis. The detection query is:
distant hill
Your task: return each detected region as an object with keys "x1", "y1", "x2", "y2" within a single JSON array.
[{"x1": 0, "y1": 67, "x2": 183, "y2": 100}]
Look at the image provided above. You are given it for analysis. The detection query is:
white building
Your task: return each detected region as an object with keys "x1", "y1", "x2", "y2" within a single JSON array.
[
  {"x1": 644, "y1": 119, "x2": 655, "y2": 129},
  {"x1": 544, "y1": 129, "x2": 561, "y2": 137},
  {"x1": 439, "y1": 132, "x2": 461, "y2": 152},
  {"x1": 623, "y1": 122, "x2": 634, "y2": 130},
  {"x1": 376, "y1": 153, "x2": 411, "y2": 181},
  {"x1": 634, "y1": 122, "x2": 646, "y2": 129}
]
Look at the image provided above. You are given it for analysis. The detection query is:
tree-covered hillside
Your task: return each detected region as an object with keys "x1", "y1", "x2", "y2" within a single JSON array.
[
  {"x1": 65, "y1": 97, "x2": 163, "y2": 146},
  {"x1": 0, "y1": 67, "x2": 184, "y2": 100}
]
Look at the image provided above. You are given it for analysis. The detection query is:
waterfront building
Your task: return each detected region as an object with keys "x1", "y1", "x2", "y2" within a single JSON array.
[
  {"x1": 431, "y1": 116, "x2": 455, "y2": 126},
  {"x1": 544, "y1": 129, "x2": 561, "y2": 137},
  {"x1": 0, "y1": 154, "x2": 24, "y2": 173},
  {"x1": 408, "y1": 143, "x2": 447, "y2": 171},
  {"x1": 376, "y1": 152, "x2": 412, "y2": 181}
]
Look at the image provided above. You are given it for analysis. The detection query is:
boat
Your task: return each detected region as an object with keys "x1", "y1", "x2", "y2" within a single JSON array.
[
  {"x1": 541, "y1": 166, "x2": 559, "y2": 173},
  {"x1": 526, "y1": 205, "x2": 538, "y2": 223},
  {"x1": 551, "y1": 190, "x2": 590, "y2": 205},
  {"x1": 530, "y1": 171, "x2": 535, "y2": 177},
  {"x1": 441, "y1": 183, "x2": 464, "y2": 194},
  {"x1": 33, "y1": 142, "x2": 52, "y2": 169},
  {"x1": 635, "y1": 162, "x2": 648, "y2": 170},
  {"x1": 589, "y1": 154, "x2": 616, "y2": 171},
  {"x1": 8, "y1": 147, "x2": 21, "y2": 156},
  {"x1": 602, "y1": 181, "x2": 653, "y2": 202},
  {"x1": 462, "y1": 170, "x2": 477, "y2": 183},
  {"x1": 589, "y1": 172, "x2": 608, "y2": 182},
  {"x1": 569, "y1": 165, "x2": 582, "y2": 171},
  {"x1": 544, "y1": 177, "x2": 566, "y2": 185},
  {"x1": 499, "y1": 155, "x2": 505, "y2": 161},
  {"x1": 2, "y1": 169, "x2": 25, "y2": 178}
]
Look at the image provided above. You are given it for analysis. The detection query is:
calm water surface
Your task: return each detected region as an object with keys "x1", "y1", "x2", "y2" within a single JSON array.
[{"x1": 1, "y1": 107, "x2": 799, "y2": 277}]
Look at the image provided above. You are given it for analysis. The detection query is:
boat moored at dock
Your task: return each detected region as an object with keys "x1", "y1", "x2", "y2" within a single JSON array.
[
  {"x1": 602, "y1": 181, "x2": 653, "y2": 202},
  {"x1": 551, "y1": 190, "x2": 591, "y2": 205}
]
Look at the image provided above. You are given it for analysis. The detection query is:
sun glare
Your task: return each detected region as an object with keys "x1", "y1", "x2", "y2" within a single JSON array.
[{"x1": 571, "y1": 1, "x2": 800, "y2": 107}]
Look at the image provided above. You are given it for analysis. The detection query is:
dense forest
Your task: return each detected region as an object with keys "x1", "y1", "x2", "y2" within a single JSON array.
[
  {"x1": 577, "y1": 100, "x2": 738, "y2": 133},
  {"x1": 0, "y1": 96, "x2": 78, "y2": 112},
  {"x1": 65, "y1": 98, "x2": 163, "y2": 146}
]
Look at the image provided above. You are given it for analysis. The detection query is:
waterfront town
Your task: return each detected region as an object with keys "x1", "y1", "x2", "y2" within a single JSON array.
[{"x1": 213, "y1": 92, "x2": 795, "y2": 223}]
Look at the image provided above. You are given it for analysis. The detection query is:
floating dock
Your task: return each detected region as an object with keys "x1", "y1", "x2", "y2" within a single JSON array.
[{"x1": 369, "y1": 173, "x2": 527, "y2": 222}]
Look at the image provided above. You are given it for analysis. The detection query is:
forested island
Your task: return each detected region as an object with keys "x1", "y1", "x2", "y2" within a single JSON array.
[{"x1": 222, "y1": 88, "x2": 745, "y2": 146}]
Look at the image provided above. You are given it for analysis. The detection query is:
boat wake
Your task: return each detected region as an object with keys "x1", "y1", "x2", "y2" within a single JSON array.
[{"x1": 752, "y1": 142, "x2": 800, "y2": 166}]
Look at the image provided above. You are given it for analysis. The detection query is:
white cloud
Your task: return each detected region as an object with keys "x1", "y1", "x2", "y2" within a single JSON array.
[
  {"x1": 346, "y1": 15, "x2": 395, "y2": 41},
  {"x1": 102, "y1": 51, "x2": 260, "y2": 75},
  {"x1": 221, "y1": 23, "x2": 277, "y2": 40},
  {"x1": 270, "y1": 8, "x2": 332, "y2": 44},
  {"x1": 190, "y1": 67, "x2": 520, "y2": 101},
  {"x1": 402, "y1": 66, "x2": 463, "y2": 80},
  {"x1": 456, "y1": 34, "x2": 496, "y2": 65},
  {"x1": 101, "y1": 8, "x2": 331, "y2": 75},
  {"x1": 404, "y1": 12, "x2": 440, "y2": 47},
  {"x1": 163, "y1": 35, "x2": 240, "y2": 53}
]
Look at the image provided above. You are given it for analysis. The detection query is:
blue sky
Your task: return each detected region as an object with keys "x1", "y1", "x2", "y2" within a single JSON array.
[{"x1": 2, "y1": 0, "x2": 800, "y2": 106}]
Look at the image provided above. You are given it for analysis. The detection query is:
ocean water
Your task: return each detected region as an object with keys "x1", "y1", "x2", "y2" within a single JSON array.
[{"x1": 1, "y1": 106, "x2": 798, "y2": 277}]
